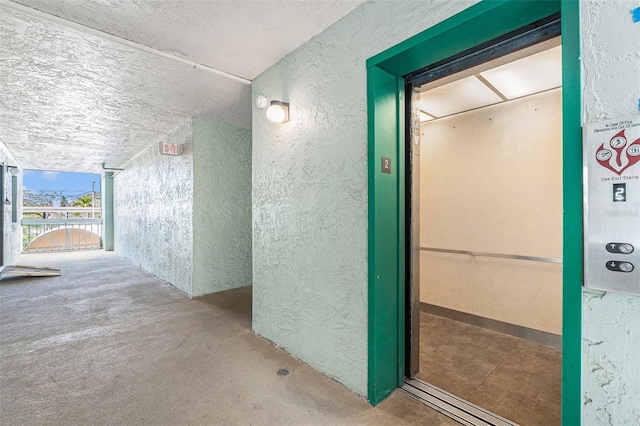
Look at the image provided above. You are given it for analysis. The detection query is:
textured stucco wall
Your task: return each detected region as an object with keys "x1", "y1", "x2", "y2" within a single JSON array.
[
  {"x1": 582, "y1": 1, "x2": 640, "y2": 424},
  {"x1": 114, "y1": 120, "x2": 194, "y2": 295},
  {"x1": 252, "y1": 0, "x2": 477, "y2": 396},
  {"x1": 192, "y1": 119, "x2": 252, "y2": 297},
  {"x1": 1, "y1": 143, "x2": 23, "y2": 264}
]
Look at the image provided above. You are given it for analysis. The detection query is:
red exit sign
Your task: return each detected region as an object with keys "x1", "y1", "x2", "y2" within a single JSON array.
[{"x1": 158, "y1": 142, "x2": 182, "y2": 156}]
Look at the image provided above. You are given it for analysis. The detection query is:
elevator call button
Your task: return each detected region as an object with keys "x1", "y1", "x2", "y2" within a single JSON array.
[
  {"x1": 606, "y1": 261, "x2": 635, "y2": 273},
  {"x1": 606, "y1": 243, "x2": 635, "y2": 254}
]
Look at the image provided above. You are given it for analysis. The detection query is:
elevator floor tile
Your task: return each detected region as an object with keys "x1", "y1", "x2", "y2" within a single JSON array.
[{"x1": 417, "y1": 312, "x2": 561, "y2": 426}]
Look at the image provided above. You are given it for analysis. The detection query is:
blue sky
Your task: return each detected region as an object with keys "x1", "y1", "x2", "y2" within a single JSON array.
[{"x1": 23, "y1": 170, "x2": 101, "y2": 195}]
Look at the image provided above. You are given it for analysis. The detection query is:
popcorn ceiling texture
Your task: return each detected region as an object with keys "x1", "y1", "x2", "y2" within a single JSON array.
[
  {"x1": 1, "y1": 0, "x2": 364, "y2": 175},
  {"x1": 192, "y1": 119, "x2": 252, "y2": 297},
  {"x1": 114, "y1": 121, "x2": 194, "y2": 296},
  {"x1": 252, "y1": 0, "x2": 477, "y2": 396},
  {"x1": 0, "y1": 7, "x2": 250, "y2": 174},
  {"x1": 582, "y1": 1, "x2": 640, "y2": 424},
  {"x1": 12, "y1": 0, "x2": 365, "y2": 80}
]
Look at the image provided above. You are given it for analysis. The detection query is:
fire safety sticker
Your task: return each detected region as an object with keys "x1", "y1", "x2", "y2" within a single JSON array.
[{"x1": 588, "y1": 116, "x2": 640, "y2": 177}]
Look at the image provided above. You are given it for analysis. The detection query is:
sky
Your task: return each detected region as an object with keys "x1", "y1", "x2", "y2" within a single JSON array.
[{"x1": 23, "y1": 170, "x2": 101, "y2": 196}]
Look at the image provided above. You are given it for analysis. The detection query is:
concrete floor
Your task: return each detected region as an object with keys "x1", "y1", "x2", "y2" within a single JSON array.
[
  {"x1": 418, "y1": 313, "x2": 561, "y2": 426},
  {"x1": 1, "y1": 251, "x2": 456, "y2": 426}
]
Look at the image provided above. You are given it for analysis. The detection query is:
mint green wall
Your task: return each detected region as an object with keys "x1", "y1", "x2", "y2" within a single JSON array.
[
  {"x1": 1, "y1": 142, "x2": 22, "y2": 264},
  {"x1": 113, "y1": 118, "x2": 251, "y2": 298},
  {"x1": 114, "y1": 120, "x2": 194, "y2": 296},
  {"x1": 102, "y1": 172, "x2": 114, "y2": 251},
  {"x1": 252, "y1": 0, "x2": 477, "y2": 396},
  {"x1": 581, "y1": 1, "x2": 640, "y2": 423},
  {"x1": 192, "y1": 119, "x2": 252, "y2": 297}
]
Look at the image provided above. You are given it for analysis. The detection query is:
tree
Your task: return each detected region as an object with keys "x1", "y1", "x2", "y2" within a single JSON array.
[
  {"x1": 23, "y1": 190, "x2": 57, "y2": 207},
  {"x1": 71, "y1": 195, "x2": 93, "y2": 207}
]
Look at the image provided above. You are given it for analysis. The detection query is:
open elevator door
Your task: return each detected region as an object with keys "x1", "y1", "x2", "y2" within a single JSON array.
[
  {"x1": 400, "y1": 13, "x2": 561, "y2": 426},
  {"x1": 401, "y1": 79, "x2": 516, "y2": 426},
  {"x1": 405, "y1": 85, "x2": 421, "y2": 379}
]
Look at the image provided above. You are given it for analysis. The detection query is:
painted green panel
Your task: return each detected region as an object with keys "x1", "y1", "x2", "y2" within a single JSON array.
[
  {"x1": 368, "y1": 0, "x2": 560, "y2": 77},
  {"x1": 367, "y1": 66, "x2": 399, "y2": 405},
  {"x1": 103, "y1": 172, "x2": 114, "y2": 251},
  {"x1": 560, "y1": 1, "x2": 582, "y2": 424},
  {"x1": 11, "y1": 175, "x2": 17, "y2": 223},
  {"x1": 395, "y1": 78, "x2": 406, "y2": 387}
]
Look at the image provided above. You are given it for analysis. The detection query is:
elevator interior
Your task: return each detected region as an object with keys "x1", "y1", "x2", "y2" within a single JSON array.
[{"x1": 410, "y1": 36, "x2": 563, "y2": 426}]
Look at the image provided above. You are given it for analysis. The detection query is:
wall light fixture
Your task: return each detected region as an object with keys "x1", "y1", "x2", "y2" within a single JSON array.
[
  {"x1": 7, "y1": 166, "x2": 19, "y2": 175},
  {"x1": 255, "y1": 95, "x2": 269, "y2": 109},
  {"x1": 266, "y1": 101, "x2": 290, "y2": 124},
  {"x1": 4, "y1": 197, "x2": 11, "y2": 206}
]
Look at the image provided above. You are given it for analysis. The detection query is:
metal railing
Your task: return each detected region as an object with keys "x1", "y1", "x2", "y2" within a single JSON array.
[
  {"x1": 22, "y1": 207, "x2": 103, "y2": 253},
  {"x1": 23, "y1": 206, "x2": 101, "y2": 219}
]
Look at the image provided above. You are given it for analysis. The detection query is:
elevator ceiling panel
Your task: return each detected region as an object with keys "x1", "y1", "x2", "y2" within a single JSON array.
[
  {"x1": 419, "y1": 44, "x2": 562, "y2": 123},
  {"x1": 480, "y1": 46, "x2": 562, "y2": 100},
  {"x1": 420, "y1": 76, "x2": 503, "y2": 118}
]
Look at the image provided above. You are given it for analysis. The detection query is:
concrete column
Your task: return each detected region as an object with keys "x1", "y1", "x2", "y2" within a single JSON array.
[{"x1": 102, "y1": 172, "x2": 114, "y2": 251}]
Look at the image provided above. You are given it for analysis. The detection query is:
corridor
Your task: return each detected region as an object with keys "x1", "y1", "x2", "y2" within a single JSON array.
[{"x1": 0, "y1": 251, "x2": 454, "y2": 425}]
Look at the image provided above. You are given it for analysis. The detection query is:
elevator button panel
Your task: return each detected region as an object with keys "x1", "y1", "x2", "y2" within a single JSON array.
[
  {"x1": 584, "y1": 115, "x2": 640, "y2": 296},
  {"x1": 606, "y1": 261, "x2": 635, "y2": 273},
  {"x1": 606, "y1": 243, "x2": 635, "y2": 254}
]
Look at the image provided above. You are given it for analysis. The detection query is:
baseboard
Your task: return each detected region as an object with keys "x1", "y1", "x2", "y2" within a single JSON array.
[{"x1": 420, "y1": 303, "x2": 562, "y2": 349}]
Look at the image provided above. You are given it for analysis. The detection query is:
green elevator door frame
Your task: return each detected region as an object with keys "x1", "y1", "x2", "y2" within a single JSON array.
[{"x1": 366, "y1": 1, "x2": 582, "y2": 424}]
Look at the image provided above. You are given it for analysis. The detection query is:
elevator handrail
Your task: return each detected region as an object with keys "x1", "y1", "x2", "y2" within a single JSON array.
[{"x1": 419, "y1": 247, "x2": 562, "y2": 264}]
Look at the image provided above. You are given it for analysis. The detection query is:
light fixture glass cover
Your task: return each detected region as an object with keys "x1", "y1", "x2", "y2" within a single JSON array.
[
  {"x1": 266, "y1": 101, "x2": 290, "y2": 123},
  {"x1": 8, "y1": 166, "x2": 19, "y2": 175}
]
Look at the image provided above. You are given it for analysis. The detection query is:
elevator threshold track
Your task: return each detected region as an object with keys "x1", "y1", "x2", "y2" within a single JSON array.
[{"x1": 401, "y1": 378, "x2": 518, "y2": 426}]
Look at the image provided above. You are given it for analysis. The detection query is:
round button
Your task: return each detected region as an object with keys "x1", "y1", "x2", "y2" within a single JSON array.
[
  {"x1": 619, "y1": 244, "x2": 634, "y2": 254},
  {"x1": 619, "y1": 262, "x2": 634, "y2": 273}
]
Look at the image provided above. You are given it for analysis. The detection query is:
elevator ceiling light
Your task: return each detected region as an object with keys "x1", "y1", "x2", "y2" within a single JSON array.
[
  {"x1": 266, "y1": 101, "x2": 290, "y2": 123},
  {"x1": 420, "y1": 111, "x2": 434, "y2": 122},
  {"x1": 420, "y1": 75, "x2": 502, "y2": 118},
  {"x1": 419, "y1": 42, "x2": 562, "y2": 122},
  {"x1": 480, "y1": 46, "x2": 562, "y2": 99}
]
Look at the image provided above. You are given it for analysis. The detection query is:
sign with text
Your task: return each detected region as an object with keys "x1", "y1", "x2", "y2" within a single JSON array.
[
  {"x1": 159, "y1": 142, "x2": 182, "y2": 156},
  {"x1": 583, "y1": 115, "x2": 640, "y2": 296}
]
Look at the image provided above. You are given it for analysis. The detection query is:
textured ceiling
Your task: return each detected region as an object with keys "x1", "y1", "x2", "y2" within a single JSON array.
[{"x1": 0, "y1": 0, "x2": 364, "y2": 173}]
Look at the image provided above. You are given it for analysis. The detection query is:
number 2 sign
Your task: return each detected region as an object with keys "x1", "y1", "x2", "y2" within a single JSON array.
[{"x1": 381, "y1": 157, "x2": 391, "y2": 174}]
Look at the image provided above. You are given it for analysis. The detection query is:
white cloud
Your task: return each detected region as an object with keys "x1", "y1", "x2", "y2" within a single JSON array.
[{"x1": 41, "y1": 171, "x2": 60, "y2": 180}]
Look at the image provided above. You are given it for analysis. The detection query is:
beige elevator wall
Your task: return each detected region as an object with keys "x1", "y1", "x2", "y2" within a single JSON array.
[{"x1": 420, "y1": 89, "x2": 562, "y2": 335}]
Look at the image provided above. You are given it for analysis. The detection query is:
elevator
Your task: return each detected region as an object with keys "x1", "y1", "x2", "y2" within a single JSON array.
[{"x1": 402, "y1": 16, "x2": 563, "y2": 426}]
